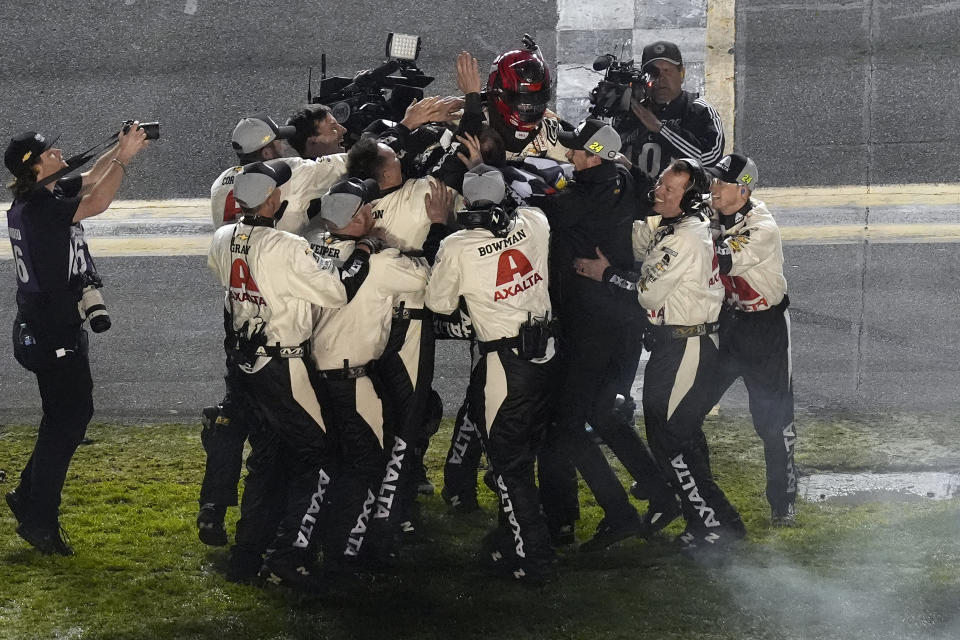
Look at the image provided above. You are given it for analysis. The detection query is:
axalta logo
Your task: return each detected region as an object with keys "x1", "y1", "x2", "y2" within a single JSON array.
[
  {"x1": 671, "y1": 454, "x2": 720, "y2": 528},
  {"x1": 293, "y1": 469, "x2": 331, "y2": 548},
  {"x1": 373, "y1": 437, "x2": 407, "y2": 519},
  {"x1": 345, "y1": 489, "x2": 377, "y2": 557},
  {"x1": 229, "y1": 258, "x2": 266, "y2": 305},
  {"x1": 493, "y1": 249, "x2": 543, "y2": 301},
  {"x1": 495, "y1": 475, "x2": 526, "y2": 559},
  {"x1": 447, "y1": 414, "x2": 477, "y2": 465}
]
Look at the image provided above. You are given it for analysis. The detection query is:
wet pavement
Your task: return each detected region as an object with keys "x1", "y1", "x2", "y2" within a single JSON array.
[{"x1": 800, "y1": 471, "x2": 960, "y2": 505}]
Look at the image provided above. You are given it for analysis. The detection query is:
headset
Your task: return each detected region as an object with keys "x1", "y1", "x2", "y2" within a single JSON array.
[
  {"x1": 672, "y1": 157, "x2": 712, "y2": 215},
  {"x1": 456, "y1": 204, "x2": 514, "y2": 238}
]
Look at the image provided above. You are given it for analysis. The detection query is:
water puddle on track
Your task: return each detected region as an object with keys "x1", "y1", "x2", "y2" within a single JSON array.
[{"x1": 800, "y1": 471, "x2": 960, "y2": 505}]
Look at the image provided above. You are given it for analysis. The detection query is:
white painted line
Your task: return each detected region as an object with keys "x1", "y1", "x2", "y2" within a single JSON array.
[
  {"x1": 184, "y1": 0, "x2": 198, "y2": 15},
  {"x1": 705, "y1": 0, "x2": 736, "y2": 153}
]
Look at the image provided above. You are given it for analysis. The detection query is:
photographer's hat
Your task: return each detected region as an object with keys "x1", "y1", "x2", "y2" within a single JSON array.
[
  {"x1": 231, "y1": 115, "x2": 297, "y2": 155},
  {"x1": 319, "y1": 178, "x2": 380, "y2": 228},
  {"x1": 557, "y1": 119, "x2": 621, "y2": 160},
  {"x1": 233, "y1": 160, "x2": 292, "y2": 209},
  {"x1": 4, "y1": 131, "x2": 60, "y2": 178},
  {"x1": 462, "y1": 164, "x2": 506, "y2": 206},
  {"x1": 641, "y1": 41, "x2": 683, "y2": 69},
  {"x1": 706, "y1": 153, "x2": 759, "y2": 189}
]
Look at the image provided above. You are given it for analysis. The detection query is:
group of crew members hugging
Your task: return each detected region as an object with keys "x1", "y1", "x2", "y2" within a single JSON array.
[{"x1": 199, "y1": 39, "x2": 797, "y2": 590}]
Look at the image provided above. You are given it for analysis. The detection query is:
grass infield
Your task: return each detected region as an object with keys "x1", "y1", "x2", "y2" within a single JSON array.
[{"x1": 0, "y1": 413, "x2": 958, "y2": 640}]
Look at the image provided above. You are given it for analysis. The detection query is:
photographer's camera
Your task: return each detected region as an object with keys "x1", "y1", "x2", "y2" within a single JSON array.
[
  {"x1": 588, "y1": 53, "x2": 657, "y2": 118},
  {"x1": 79, "y1": 284, "x2": 111, "y2": 333},
  {"x1": 121, "y1": 120, "x2": 161, "y2": 140}
]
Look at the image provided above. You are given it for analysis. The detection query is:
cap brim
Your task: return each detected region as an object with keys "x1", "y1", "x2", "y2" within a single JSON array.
[
  {"x1": 642, "y1": 57, "x2": 682, "y2": 69},
  {"x1": 705, "y1": 166, "x2": 729, "y2": 181},
  {"x1": 320, "y1": 192, "x2": 362, "y2": 229},
  {"x1": 263, "y1": 159, "x2": 292, "y2": 187},
  {"x1": 42, "y1": 133, "x2": 61, "y2": 152}
]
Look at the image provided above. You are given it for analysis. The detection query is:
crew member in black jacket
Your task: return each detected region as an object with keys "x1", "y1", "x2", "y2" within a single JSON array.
[{"x1": 538, "y1": 119, "x2": 678, "y2": 551}]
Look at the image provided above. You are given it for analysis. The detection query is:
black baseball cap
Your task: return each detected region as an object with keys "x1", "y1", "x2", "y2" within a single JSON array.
[
  {"x1": 4, "y1": 131, "x2": 60, "y2": 178},
  {"x1": 641, "y1": 41, "x2": 683, "y2": 69},
  {"x1": 233, "y1": 159, "x2": 293, "y2": 209},
  {"x1": 557, "y1": 118, "x2": 621, "y2": 160},
  {"x1": 706, "y1": 154, "x2": 760, "y2": 189}
]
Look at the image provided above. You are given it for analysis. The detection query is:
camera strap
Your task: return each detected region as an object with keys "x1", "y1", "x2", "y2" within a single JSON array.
[{"x1": 35, "y1": 132, "x2": 122, "y2": 190}]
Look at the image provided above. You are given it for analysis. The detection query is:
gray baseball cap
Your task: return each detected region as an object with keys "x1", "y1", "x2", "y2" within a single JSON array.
[
  {"x1": 319, "y1": 178, "x2": 380, "y2": 228},
  {"x1": 231, "y1": 115, "x2": 297, "y2": 154},
  {"x1": 706, "y1": 153, "x2": 759, "y2": 189},
  {"x1": 462, "y1": 164, "x2": 506, "y2": 206},
  {"x1": 233, "y1": 160, "x2": 292, "y2": 209},
  {"x1": 557, "y1": 118, "x2": 621, "y2": 160}
]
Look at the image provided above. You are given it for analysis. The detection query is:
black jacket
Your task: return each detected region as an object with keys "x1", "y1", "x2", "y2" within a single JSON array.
[
  {"x1": 614, "y1": 90, "x2": 725, "y2": 186},
  {"x1": 537, "y1": 162, "x2": 641, "y2": 319}
]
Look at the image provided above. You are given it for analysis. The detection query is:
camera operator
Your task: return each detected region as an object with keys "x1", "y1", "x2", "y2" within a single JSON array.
[
  {"x1": 302, "y1": 177, "x2": 431, "y2": 568},
  {"x1": 4, "y1": 123, "x2": 150, "y2": 555},
  {"x1": 575, "y1": 158, "x2": 745, "y2": 555},
  {"x1": 207, "y1": 160, "x2": 375, "y2": 589},
  {"x1": 424, "y1": 164, "x2": 557, "y2": 583},
  {"x1": 705, "y1": 153, "x2": 797, "y2": 526},
  {"x1": 210, "y1": 114, "x2": 347, "y2": 233},
  {"x1": 615, "y1": 41, "x2": 725, "y2": 190},
  {"x1": 536, "y1": 119, "x2": 679, "y2": 551}
]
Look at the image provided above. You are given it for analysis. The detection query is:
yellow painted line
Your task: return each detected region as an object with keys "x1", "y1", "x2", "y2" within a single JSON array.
[
  {"x1": 0, "y1": 198, "x2": 211, "y2": 220},
  {"x1": 0, "y1": 236, "x2": 213, "y2": 259},
  {"x1": 782, "y1": 224, "x2": 960, "y2": 244},
  {"x1": 705, "y1": 0, "x2": 736, "y2": 154},
  {"x1": 763, "y1": 183, "x2": 960, "y2": 208}
]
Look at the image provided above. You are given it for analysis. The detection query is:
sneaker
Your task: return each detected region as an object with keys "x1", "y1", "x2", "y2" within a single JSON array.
[
  {"x1": 5, "y1": 490, "x2": 27, "y2": 525},
  {"x1": 771, "y1": 503, "x2": 798, "y2": 528},
  {"x1": 579, "y1": 513, "x2": 645, "y2": 553},
  {"x1": 16, "y1": 521, "x2": 74, "y2": 556},
  {"x1": 197, "y1": 503, "x2": 228, "y2": 547},
  {"x1": 639, "y1": 494, "x2": 682, "y2": 537},
  {"x1": 441, "y1": 487, "x2": 479, "y2": 514},
  {"x1": 259, "y1": 555, "x2": 327, "y2": 592},
  {"x1": 549, "y1": 523, "x2": 576, "y2": 547}
]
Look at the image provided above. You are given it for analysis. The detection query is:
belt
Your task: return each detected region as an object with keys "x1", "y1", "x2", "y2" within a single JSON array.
[
  {"x1": 477, "y1": 336, "x2": 520, "y2": 355},
  {"x1": 650, "y1": 322, "x2": 720, "y2": 340},
  {"x1": 393, "y1": 306, "x2": 430, "y2": 321},
  {"x1": 253, "y1": 340, "x2": 311, "y2": 359},
  {"x1": 319, "y1": 360, "x2": 373, "y2": 380}
]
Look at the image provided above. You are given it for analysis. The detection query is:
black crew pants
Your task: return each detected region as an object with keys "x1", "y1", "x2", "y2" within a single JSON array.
[
  {"x1": 540, "y1": 313, "x2": 670, "y2": 529},
  {"x1": 12, "y1": 322, "x2": 93, "y2": 528},
  {"x1": 708, "y1": 307, "x2": 797, "y2": 513},
  {"x1": 315, "y1": 372, "x2": 389, "y2": 561},
  {"x1": 199, "y1": 364, "x2": 250, "y2": 507},
  {"x1": 472, "y1": 347, "x2": 555, "y2": 572},
  {"x1": 643, "y1": 332, "x2": 741, "y2": 534},
  {"x1": 230, "y1": 358, "x2": 334, "y2": 567},
  {"x1": 442, "y1": 340, "x2": 485, "y2": 505},
  {"x1": 378, "y1": 312, "x2": 436, "y2": 522}
]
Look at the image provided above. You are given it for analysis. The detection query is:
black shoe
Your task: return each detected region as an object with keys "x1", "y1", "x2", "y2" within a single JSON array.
[
  {"x1": 16, "y1": 521, "x2": 74, "y2": 556},
  {"x1": 197, "y1": 503, "x2": 228, "y2": 547},
  {"x1": 639, "y1": 494, "x2": 682, "y2": 537},
  {"x1": 259, "y1": 555, "x2": 328, "y2": 593},
  {"x1": 771, "y1": 503, "x2": 798, "y2": 528},
  {"x1": 549, "y1": 523, "x2": 576, "y2": 547},
  {"x1": 441, "y1": 487, "x2": 480, "y2": 514},
  {"x1": 628, "y1": 480, "x2": 649, "y2": 501},
  {"x1": 579, "y1": 513, "x2": 645, "y2": 553},
  {"x1": 226, "y1": 549, "x2": 264, "y2": 585},
  {"x1": 412, "y1": 463, "x2": 435, "y2": 496},
  {"x1": 5, "y1": 490, "x2": 27, "y2": 525}
]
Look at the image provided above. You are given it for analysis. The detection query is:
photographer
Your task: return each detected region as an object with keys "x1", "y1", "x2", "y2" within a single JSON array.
[
  {"x1": 4, "y1": 123, "x2": 150, "y2": 555},
  {"x1": 614, "y1": 41, "x2": 725, "y2": 190}
]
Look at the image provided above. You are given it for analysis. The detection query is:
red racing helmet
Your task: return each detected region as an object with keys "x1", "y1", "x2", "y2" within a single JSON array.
[{"x1": 487, "y1": 48, "x2": 552, "y2": 133}]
